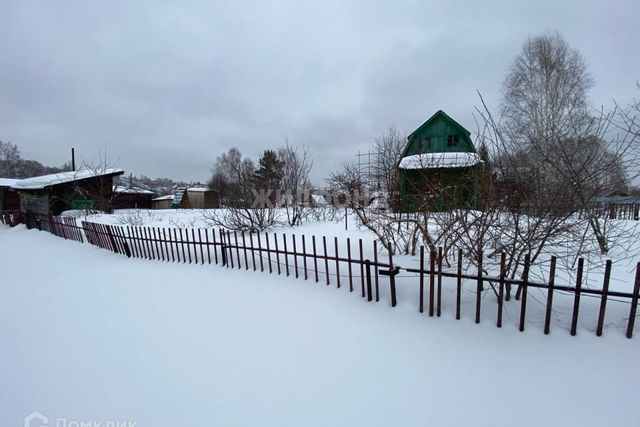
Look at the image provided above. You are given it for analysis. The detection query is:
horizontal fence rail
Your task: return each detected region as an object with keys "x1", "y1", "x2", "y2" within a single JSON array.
[{"x1": 2, "y1": 210, "x2": 639, "y2": 340}]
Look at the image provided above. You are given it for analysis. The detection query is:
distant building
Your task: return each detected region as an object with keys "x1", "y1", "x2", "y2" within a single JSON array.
[
  {"x1": 112, "y1": 186, "x2": 155, "y2": 210},
  {"x1": 398, "y1": 110, "x2": 482, "y2": 211},
  {"x1": 172, "y1": 187, "x2": 219, "y2": 209},
  {"x1": 0, "y1": 178, "x2": 21, "y2": 212},
  {"x1": 11, "y1": 169, "x2": 124, "y2": 215},
  {"x1": 152, "y1": 195, "x2": 175, "y2": 210}
]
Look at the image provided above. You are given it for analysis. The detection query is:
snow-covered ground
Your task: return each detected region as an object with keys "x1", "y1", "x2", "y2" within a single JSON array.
[{"x1": 1, "y1": 223, "x2": 639, "y2": 427}]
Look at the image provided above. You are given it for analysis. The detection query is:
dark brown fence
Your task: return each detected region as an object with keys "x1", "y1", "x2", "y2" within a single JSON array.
[
  {"x1": 583, "y1": 203, "x2": 640, "y2": 221},
  {"x1": 3, "y1": 211, "x2": 639, "y2": 340}
]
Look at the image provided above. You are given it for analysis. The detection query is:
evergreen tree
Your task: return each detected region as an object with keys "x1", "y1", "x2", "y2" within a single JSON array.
[{"x1": 254, "y1": 150, "x2": 283, "y2": 189}]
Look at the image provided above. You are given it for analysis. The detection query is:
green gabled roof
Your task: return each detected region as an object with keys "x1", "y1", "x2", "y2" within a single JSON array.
[{"x1": 407, "y1": 110, "x2": 472, "y2": 140}]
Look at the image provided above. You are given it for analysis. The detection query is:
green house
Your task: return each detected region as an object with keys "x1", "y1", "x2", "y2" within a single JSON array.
[{"x1": 398, "y1": 110, "x2": 482, "y2": 212}]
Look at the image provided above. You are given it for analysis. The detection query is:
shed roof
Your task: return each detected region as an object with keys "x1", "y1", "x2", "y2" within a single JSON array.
[
  {"x1": 152, "y1": 195, "x2": 175, "y2": 201},
  {"x1": 114, "y1": 185, "x2": 154, "y2": 195},
  {"x1": 187, "y1": 187, "x2": 214, "y2": 193},
  {"x1": 12, "y1": 168, "x2": 124, "y2": 190},
  {"x1": 0, "y1": 178, "x2": 20, "y2": 187},
  {"x1": 408, "y1": 110, "x2": 471, "y2": 140}
]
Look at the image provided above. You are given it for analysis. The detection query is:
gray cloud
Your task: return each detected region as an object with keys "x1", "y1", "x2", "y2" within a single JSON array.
[{"x1": 1, "y1": 0, "x2": 638, "y2": 184}]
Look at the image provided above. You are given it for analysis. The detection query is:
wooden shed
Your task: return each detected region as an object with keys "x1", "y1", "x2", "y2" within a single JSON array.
[
  {"x1": 11, "y1": 169, "x2": 124, "y2": 215},
  {"x1": 152, "y1": 195, "x2": 175, "y2": 210},
  {"x1": 112, "y1": 186, "x2": 155, "y2": 209},
  {"x1": 172, "y1": 187, "x2": 219, "y2": 209},
  {"x1": 398, "y1": 110, "x2": 482, "y2": 212},
  {"x1": 0, "y1": 178, "x2": 21, "y2": 212}
]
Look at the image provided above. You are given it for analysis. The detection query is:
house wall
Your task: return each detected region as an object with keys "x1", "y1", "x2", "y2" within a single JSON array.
[
  {"x1": 19, "y1": 191, "x2": 50, "y2": 214},
  {"x1": 112, "y1": 193, "x2": 153, "y2": 210},
  {"x1": 184, "y1": 191, "x2": 219, "y2": 209},
  {"x1": 18, "y1": 174, "x2": 120, "y2": 215},
  {"x1": 399, "y1": 112, "x2": 481, "y2": 212},
  {"x1": 152, "y1": 199, "x2": 173, "y2": 209},
  {"x1": 404, "y1": 119, "x2": 474, "y2": 157},
  {"x1": 399, "y1": 166, "x2": 480, "y2": 212},
  {"x1": 0, "y1": 187, "x2": 21, "y2": 212}
]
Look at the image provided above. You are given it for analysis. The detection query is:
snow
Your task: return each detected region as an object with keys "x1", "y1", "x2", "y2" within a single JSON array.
[
  {"x1": 152, "y1": 195, "x2": 175, "y2": 201},
  {"x1": 113, "y1": 186, "x2": 154, "y2": 195},
  {"x1": 0, "y1": 177, "x2": 20, "y2": 187},
  {"x1": 398, "y1": 152, "x2": 482, "y2": 169},
  {"x1": 186, "y1": 187, "x2": 211, "y2": 192},
  {"x1": 1, "y1": 222, "x2": 639, "y2": 426},
  {"x1": 11, "y1": 168, "x2": 124, "y2": 190}
]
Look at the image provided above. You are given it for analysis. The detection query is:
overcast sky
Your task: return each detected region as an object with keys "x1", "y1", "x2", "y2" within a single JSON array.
[{"x1": 1, "y1": 0, "x2": 638, "y2": 184}]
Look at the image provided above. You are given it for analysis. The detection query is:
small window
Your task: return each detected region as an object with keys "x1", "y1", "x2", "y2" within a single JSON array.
[
  {"x1": 447, "y1": 135, "x2": 459, "y2": 147},
  {"x1": 420, "y1": 137, "x2": 432, "y2": 150}
]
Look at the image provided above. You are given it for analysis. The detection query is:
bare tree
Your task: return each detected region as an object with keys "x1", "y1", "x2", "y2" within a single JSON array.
[
  {"x1": 203, "y1": 147, "x2": 281, "y2": 231},
  {"x1": 372, "y1": 126, "x2": 405, "y2": 208},
  {"x1": 72, "y1": 148, "x2": 121, "y2": 214},
  {"x1": 277, "y1": 142, "x2": 313, "y2": 226},
  {"x1": 471, "y1": 33, "x2": 640, "y2": 300}
]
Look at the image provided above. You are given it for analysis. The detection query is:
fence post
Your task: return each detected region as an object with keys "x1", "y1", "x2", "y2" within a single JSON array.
[
  {"x1": 626, "y1": 262, "x2": 640, "y2": 338},
  {"x1": 226, "y1": 230, "x2": 233, "y2": 268},
  {"x1": 249, "y1": 232, "x2": 255, "y2": 270},
  {"x1": 334, "y1": 237, "x2": 340, "y2": 288},
  {"x1": 475, "y1": 250, "x2": 483, "y2": 324},
  {"x1": 265, "y1": 232, "x2": 272, "y2": 274},
  {"x1": 257, "y1": 231, "x2": 264, "y2": 272},
  {"x1": 519, "y1": 254, "x2": 530, "y2": 332},
  {"x1": 205, "y1": 229, "x2": 212, "y2": 264},
  {"x1": 283, "y1": 233, "x2": 289, "y2": 276},
  {"x1": 596, "y1": 260, "x2": 612, "y2": 337},
  {"x1": 570, "y1": 258, "x2": 584, "y2": 336},
  {"x1": 419, "y1": 246, "x2": 425, "y2": 313},
  {"x1": 429, "y1": 250, "x2": 435, "y2": 317},
  {"x1": 323, "y1": 236, "x2": 330, "y2": 285},
  {"x1": 388, "y1": 246, "x2": 397, "y2": 307},
  {"x1": 179, "y1": 228, "x2": 187, "y2": 263},
  {"x1": 312, "y1": 235, "x2": 318, "y2": 282},
  {"x1": 195, "y1": 229, "x2": 203, "y2": 264},
  {"x1": 122, "y1": 228, "x2": 132, "y2": 258},
  {"x1": 234, "y1": 231, "x2": 241, "y2": 269},
  {"x1": 437, "y1": 247, "x2": 443, "y2": 317},
  {"x1": 544, "y1": 256, "x2": 557, "y2": 335},
  {"x1": 365, "y1": 259, "x2": 373, "y2": 302},
  {"x1": 456, "y1": 249, "x2": 462, "y2": 320},
  {"x1": 220, "y1": 229, "x2": 227, "y2": 267},
  {"x1": 302, "y1": 235, "x2": 308, "y2": 280},
  {"x1": 373, "y1": 240, "x2": 379, "y2": 301},
  {"x1": 497, "y1": 253, "x2": 505, "y2": 327},
  {"x1": 359, "y1": 239, "x2": 365, "y2": 297},
  {"x1": 292, "y1": 234, "x2": 298, "y2": 278},
  {"x1": 347, "y1": 237, "x2": 353, "y2": 292},
  {"x1": 242, "y1": 232, "x2": 249, "y2": 270},
  {"x1": 274, "y1": 233, "x2": 281, "y2": 275},
  {"x1": 212, "y1": 229, "x2": 218, "y2": 264}
]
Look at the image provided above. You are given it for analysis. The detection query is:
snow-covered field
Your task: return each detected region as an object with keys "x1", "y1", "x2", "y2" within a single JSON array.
[{"x1": 1, "y1": 222, "x2": 639, "y2": 427}]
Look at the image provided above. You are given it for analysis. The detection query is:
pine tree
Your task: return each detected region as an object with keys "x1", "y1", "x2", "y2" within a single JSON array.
[{"x1": 254, "y1": 150, "x2": 283, "y2": 189}]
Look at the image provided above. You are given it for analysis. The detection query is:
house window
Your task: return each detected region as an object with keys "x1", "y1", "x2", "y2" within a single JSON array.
[
  {"x1": 420, "y1": 137, "x2": 432, "y2": 150},
  {"x1": 447, "y1": 135, "x2": 459, "y2": 146}
]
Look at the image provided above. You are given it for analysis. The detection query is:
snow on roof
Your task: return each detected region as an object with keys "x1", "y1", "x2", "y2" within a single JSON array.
[
  {"x1": 12, "y1": 168, "x2": 124, "y2": 190},
  {"x1": 114, "y1": 186, "x2": 154, "y2": 195},
  {"x1": 187, "y1": 187, "x2": 212, "y2": 192},
  {"x1": 152, "y1": 195, "x2": 175, "y2": 201},
  {"x1": 0, "y1": 178, "x2": 20, "y2": 187},
  {"x1": 398, "y1": 152, "x2": 482, "y2": 170}
]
